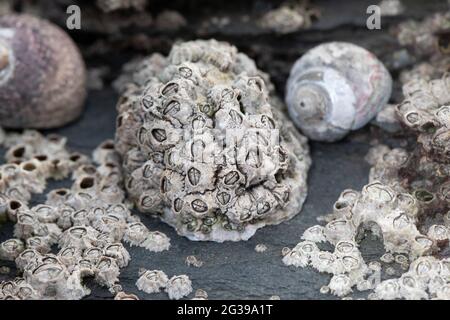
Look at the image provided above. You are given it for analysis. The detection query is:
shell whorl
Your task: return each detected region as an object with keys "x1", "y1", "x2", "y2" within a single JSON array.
[
  {"x1": 0, "y1": 14, "x2": 87, "y2": 129},
  {"x1": 286, "y1": 42, "x2": 392, "y2": 142}
]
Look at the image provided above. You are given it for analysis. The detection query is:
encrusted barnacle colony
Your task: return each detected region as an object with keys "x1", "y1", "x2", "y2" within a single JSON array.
[
  {"x1": 0, "y1": 14, "x2": 86, "y2": 129},
  {"x1": 115, "y1": 39, "x2": 311, "y2": 241}
]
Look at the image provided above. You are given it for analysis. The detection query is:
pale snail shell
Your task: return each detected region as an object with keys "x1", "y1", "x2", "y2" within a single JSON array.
[
  {"x1": 0, "y1": 14, "x2": 87, "y2": 129},
  {"x1": 286, "y1": 42, "x2": 392, "y2": 142}
]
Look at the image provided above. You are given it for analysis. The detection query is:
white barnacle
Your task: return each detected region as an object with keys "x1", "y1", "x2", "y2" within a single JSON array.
[
  {"x1": 0, "y1": 238, "x2": 24, "y2": 261},
  {"x1": 141, "y1": 231, "x2": 171, "y2": 252},
  {"x1": 301, "y1": 225, "x2": 326, "y2": 243},
  {"x1": 136, "y1": 269, "x2": 169, "y2": 294},
  {"x1": 166, "y1": 275, "x2": 192, "y2": 300},
  {"x1": 123, "y1": 222, "x2": 149, "y2": 246}
]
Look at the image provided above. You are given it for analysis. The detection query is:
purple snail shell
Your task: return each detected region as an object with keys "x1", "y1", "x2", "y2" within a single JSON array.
[{"x1": 0, "y1": 14, "x2": 87, "y2": 129}]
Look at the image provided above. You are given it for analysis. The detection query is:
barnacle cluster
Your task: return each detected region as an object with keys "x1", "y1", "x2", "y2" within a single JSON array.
[
  {"x1": 0, "y1": 132, "x2": 171, "y2": 299},
  {"x1": 115, "y1": 39, "x2": 311, "y2": 242},
  {"x1": 284, "y1": 71, "x2": 450, "y2": 299},
  {"x1": 258, "y1": 2, "x2": 319, "y2": 34}
]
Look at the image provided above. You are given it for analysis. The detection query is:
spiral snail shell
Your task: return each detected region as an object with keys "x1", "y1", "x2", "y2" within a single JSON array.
[
  {"x1": 286, "y1": 42, "x2": 392, "y2": 142},
  {"x1": 0, "y1": 14, "x2": 87, "y2": 129}
]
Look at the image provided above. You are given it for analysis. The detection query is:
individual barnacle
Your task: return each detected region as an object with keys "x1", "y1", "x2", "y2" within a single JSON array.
[
  {"x1": 395, "y1": 12, "x2": 450, "y2": 58},
  {"x1": 123, "y1": 222, "x2": 149, "y2": 246},
  {"x1": 0, "y1": 14, "x2": 86, "y2": 129},
  {"x1": 185, "y1": 255, "x2": 203, "y2": 268},
  {"x1": 301, "y1": 225, "x2": 327, "y2": 243},
  {"x1": 192, "y1": 289, "x2": 208, "y2": 300},
  {"x1": 15, "y1": 249, "x2": 42, "y2": 272},
  {"x1": 254, "y1": 244, "x2": 268, "y2": 253},
  {"x1": 166, "y1": 275, "x2": 193, "y2": 300},
  {"x1": 94, "y1": 256, "x2": 120, "y2": 288},
  {"x1": 136, "y1": 269, "x2": 169, "y2": 294},
  {"x1": 286, "y1": 42, "x2": 392, "y2": 142},
  {"x1": 140, "y1": 231, "x2": 171, "y2": 252},
  {"x1": 93, "y1": 140, "x2": 120, "y2": 165},
  {"x1": 96, "y1": 0, "x2": 147, "y2": 12},
  {"x1": 25, "y1": 237, "x2": 51, "y2": 254},
  {"x1": 282, "y1": 241, "x2": 318, "y2": 268},
  {"x1": 0, "y1": 238, "x2": 24, "y2": 261},
  {"x1": 58, "y1": 247, "x2": 82, "y2": 269},
  {"x1": 58, "y1": 226, "x2": 98, "y2": 250},
  {"x1": 104, "y1": 243, "x2": 130, "y2": 268},
  {"x1": 115, "y1": 39, "x2": 311, "y2": 241},
  {"x1": 91, "y1": 212, "x2": 127, "y2": 242},
  {"x1": 328, "y1": 274, "x2": 353, "y2": 297},
  {"x1": 154, "y1": 10, "x2": 187, "y2": 31},
  {"x1": 378, "y1": 0, "x2": 404, "y2": 16},
  {"x1": 114, "y1": 292, "x2": 139, "y2": 300},
  {"x1": 7, "y1": 199, "x2": 26, "y2": 222}
]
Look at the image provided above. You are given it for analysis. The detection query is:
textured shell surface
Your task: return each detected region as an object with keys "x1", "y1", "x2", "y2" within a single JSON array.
[
  {"x1": 286, "y1": 42, "x2": 392, "y2": 142},
  {"x1": 115, "y1": 39, "x2": 311, "y2": 242},
  {"x1": 0, "y1": 14, "x2": 87, "y2": 129}
]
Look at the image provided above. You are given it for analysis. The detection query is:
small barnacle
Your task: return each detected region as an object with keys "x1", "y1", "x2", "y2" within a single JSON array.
[
  {"x1": 166, "y1": 275, "x2": 193, "y2": 300},
  {"x1": 25, "y1": 237, "x2": 51, "y2": 254},
  {"x1": 185, "y1": 255, "x2": 203, "y2": 268},
  {"x1": 380, "y1": 253, "x2": 395, "y2": 264},
  {"x1": 254, "y1": 244, "x2": 268, "y2": 253},
  {"x1": 32, "y1": 205, "x2": 58, "y2": 223},
  {"x1": 319, "y1": 286, "x2": 330, "y2": 295},
  {"x1": 301, "y1": 225, "x2": 326, "y2": 243},
  {"x1": 114, "y1": 292, "x2": 139, "y2": 300},
  {"x1": 192, "y1": 289, "x2": 208, "y2": 300},
  {"x1": 0, "y1": 14, "x2": 86, "y2": 129},
  {"x1": 93, "y1": 140, "x2": 120, "y2": 165},
  {"x1": 94, "y1": 256, "x2": 120, "y2": 288},
  {"x1": 104, "y1": 243, "x2": 130, "y2": 268},
  {"x1": 0, "y1": 238, "x2": 24, "y2": 261},
  {"x1": 286, "y1": 42, "x2": 392, "y2": 142},
  {"x1": 427, "y1": 225, "x2": 449, "y2": 247},
  {"x1": 136, "y1": 269, "x2": 169, "y2": 294},
  {"x1": 328, "y1": 274, "x2": 353, "y2": 297},
  {"x1": 13, "y1": 211, "x2": 37, "y2": 239},
  {"x1": 141, "y1": 231, "x2": 171, "y2": 252},
  {"x1": 58, "y1": 247, "x2": 82, "y2": 268},
  {"x1": 7, "y1": 199, "x2": 26, "y2": 222}
]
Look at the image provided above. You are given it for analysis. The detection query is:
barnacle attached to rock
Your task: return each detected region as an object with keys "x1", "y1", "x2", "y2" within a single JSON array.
[
  {"x1": 166, "y1": 275, "x2": 193, "y2": 300},
  {"x1": 96, "y1": 0, "x2": 147, "y2": 12},
  {"x1": 115, "y1": 39, "x2": 311, "y2": 242},
  {"x1": 136, "y1": 269, "x2": 169, "y2": 294},
  {"x1": 286, "y1": 42, "x2": 392, "y2": 142},
  {"x1": 0, "y1": 14, "x2": 86, "y2": 129}
]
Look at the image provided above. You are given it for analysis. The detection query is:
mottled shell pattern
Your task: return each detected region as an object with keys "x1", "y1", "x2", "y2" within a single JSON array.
[
  {"x1": 286, "y1": 42, "x2": 392, "y2": 142},
  {"x1": 115, "y1": 39, "x2": 311, "y2": 242},
  {"x1": 0, "y1": 14, "x2": 86, "y2": 129}
]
